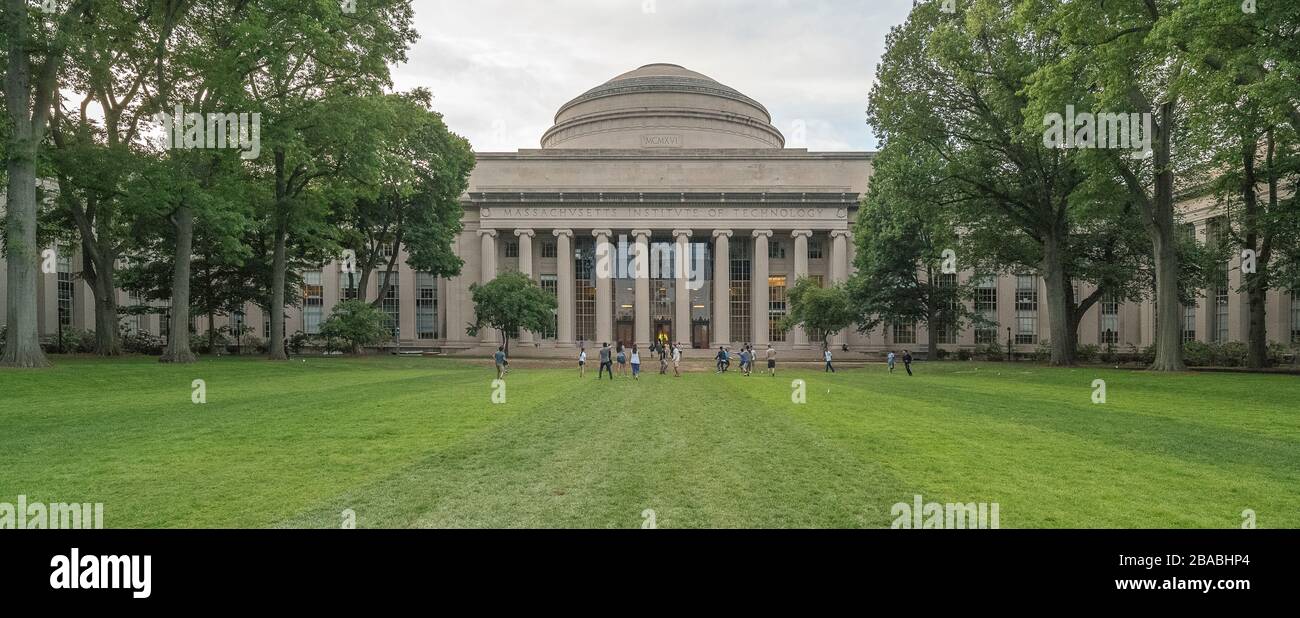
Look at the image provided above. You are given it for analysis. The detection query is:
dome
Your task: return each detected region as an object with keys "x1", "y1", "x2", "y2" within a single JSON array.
[{"x1": 540, "y1": 63, "x2": 785, "y2": 150}]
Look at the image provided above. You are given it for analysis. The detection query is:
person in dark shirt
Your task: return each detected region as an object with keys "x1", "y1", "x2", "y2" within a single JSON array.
[
  {"x1": 598, "y1": 343, "x2": 614, "y2": 380},
  {"x1": 903, "y1": 350, "x2": 914, "y2": 376}
]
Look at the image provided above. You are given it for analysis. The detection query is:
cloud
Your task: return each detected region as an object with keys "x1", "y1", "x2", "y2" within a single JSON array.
[{"x1": 393, "y1": 0, "x2": 909, "y2": 152}]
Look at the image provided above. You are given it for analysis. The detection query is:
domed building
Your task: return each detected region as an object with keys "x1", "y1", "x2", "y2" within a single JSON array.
[{"x1": 451, "y1": 63, "x2": 873, "y2": 354}]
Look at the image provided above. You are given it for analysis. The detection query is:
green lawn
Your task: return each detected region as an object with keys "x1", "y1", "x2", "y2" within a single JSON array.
[{"x1": 1, "y1": 356, "x2": 1297, "y2": 528}]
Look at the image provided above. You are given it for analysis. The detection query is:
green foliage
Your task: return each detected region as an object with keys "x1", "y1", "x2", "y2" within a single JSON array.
[
  {"x1": 467, "y1": 271, "x2": 559, "y2": 354},
  {"x1": 780, "y1": 277, "x2": 855, "y2": 348},
  {"x1": 121, "y1": 330, "x2": 165, "y2": 356},
  {"x1": 42, "y1": 328, "x2": 97, "y2": 354},
  {"x1": 319, "y1": 300, "x2": 391, "y2": 354}
]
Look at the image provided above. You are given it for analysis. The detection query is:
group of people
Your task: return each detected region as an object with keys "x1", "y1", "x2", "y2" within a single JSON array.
[
  {"x1": 580, "y1": 340, "x2": 684, "y2": 379},
  {"x1": 712, "y1": 343, "x2": 778, "y2": 377},
  {"x1": 886, "y1": 350, "x2": 914, "y2": 376}
]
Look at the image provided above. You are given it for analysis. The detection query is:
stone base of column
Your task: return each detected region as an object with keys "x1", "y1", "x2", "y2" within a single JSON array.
[{"x1": 555, "y1": 340, "x2": 576, "y2": 349}]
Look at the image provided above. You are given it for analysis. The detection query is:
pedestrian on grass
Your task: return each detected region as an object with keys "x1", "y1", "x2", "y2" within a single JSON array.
[
  {"x1": 598, "y1": 342, "x2": 614, "y2": 380},
  {"x1": 616, "y1": 343, "x2": 627, "y2": 377},
  {"x1": 672, "y1": 343, "x2": 683, "y2": 377},
  {"x1": 824, "y1": 347, "x2": 835, "y2": 373},
  {"x1": 578, "y1": 347, "x2": 587, "y2": 378},
  {"x1": 887, "y1": 350, "x2": 896, "y2": 374},
  {"x1": 494, "y1": 346, "x2": 507, "y2": 379},
  {"x1": 903, "y1": 350, "x2": 914, "y2": 376},
  {"x1": 766, "y1": 344, "x2": 776, "y2": 377},
  {"x1": 631, "y1": 345, "x2": 642, "y2": 380}
]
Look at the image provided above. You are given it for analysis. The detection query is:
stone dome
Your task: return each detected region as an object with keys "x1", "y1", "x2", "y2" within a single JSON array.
[{"x1": 540, "y1": 63, "x2": 785, "y2": 150}]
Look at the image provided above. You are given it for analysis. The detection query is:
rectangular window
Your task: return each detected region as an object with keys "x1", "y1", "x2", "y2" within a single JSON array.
[
  {"x1": 810, "y1": 274, "x2": 825, "y2": 288},
  {"x1": 56, "y1": 250, "x2": 74, "y2": 327},
  {"x1": 729, "y1": 241, "x2": 752, "y2": 343},
  {"x1": 1182, "y1": 304, "x2": 1197, "y2": 344},
  {"x1": 974, "y1": 277, "x2": 998, "y2": 345},
  {"x1": 1015, "y1": 274, "x2": 1038, "y2": 345},
  {"x1": 339, "y1": 272, "x2": 360, "y2": 301},
  {"x1": 768, "y1": 275, "x2": 787, "y2": 342},
  {"x1": 541, "y1": 240, "x2": 557, "y2": 259},
  {"x1": 504, "y1": 240, "x2": 519, "y2": 259},
  {"x1": 934, "y1": 273, "x2": 958, "y2": 344},
  {"x1": 575, "y1": 238, "x2": 596, "y2": 344},
  {"x1": 416, "y1": 273, "x2": 438, "y2": 340},
  {"x1": 892, "y1": 322, "x2": 917, "y2": 345},
  {"x1": 303, "y1": 270, "x2": 324, "y2": 335},
  {"x1": 263, "y1": 314, "x2": 271, "y2": 340},
  {"x1": 540, "y1": 274, "x2": 559, "y2": 339},
  {"x1": 1100, "y1": 295, "x2": 1120, "y2": 345},
  {"x1": 380, "y1": 271, "x2": 400, "y2": 338},
  {"x1": 807, "y1": 238, "x2": 824, "y2": 260},
  {"x1": 1213, "y1": 271, "x2": 1229, "y2": 343},
  {"x1": 1291, "y1": 289, "x2": 1300, "y2": 344},
  {"x1": 768, "y1": 240, "x2": 786, "y2": 260}
]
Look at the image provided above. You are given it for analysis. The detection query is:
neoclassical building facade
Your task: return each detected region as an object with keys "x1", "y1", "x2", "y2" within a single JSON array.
[{"x1": 5, "y1": 64, "x2": 1299, "y2": 357}]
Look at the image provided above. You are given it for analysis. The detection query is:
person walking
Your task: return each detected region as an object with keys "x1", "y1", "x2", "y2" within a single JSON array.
[
  {"x1": 630, "y1": 345, "x2": 642, "y2": 380},
  {"x1": 715, "y1": 346, "x2": 728, "y2": 374},
  {"x1": 672, "y1": 343, "x2": 683, "y2": 377},
  {"x1": 766, "y1": 344, "x2": 776, "y2": 377},
  {"x1": 738, "y1": 347, "x2": 750, "y2": 377},
  {"x1": 887, "y1": 350, "x2": 896, "y2": 374},
  {"x1": 494, "y1": 346, "x2": 508, "y2": 380},
  {"x1": 658, "y1": 343, "x2": 668, "y2": 375},
  {"x1": 824, "y1": 347, "x2": 835, "y2": 373},
  {"x1": 578, "y1": 347, "x2": 587, "y2": 378},
  {"x1": 903, "y1": 350, "x2": 914, "y2": 376},
  {"x1": 598, "y1": 342, "x2": 614, "y2": 380},
  {"x1": 616, "y1": 343, "x2": 627, "y2": 377}
]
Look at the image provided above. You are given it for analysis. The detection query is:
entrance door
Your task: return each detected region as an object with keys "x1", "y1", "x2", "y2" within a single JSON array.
[
  {"x1": 654, "y1": 321, "x2": 672, "y2": 347},
  {"x1": 692, "y1": 323, "x2": 710, "y2": 349},
  {"x1": 615, "y1": 320, "x2": 634, "y2": 347}
]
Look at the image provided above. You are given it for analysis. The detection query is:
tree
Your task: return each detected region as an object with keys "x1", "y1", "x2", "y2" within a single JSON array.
[
  {"x1": 869, "y1": 0, "x2": 1147, "y2": 366},
  {"x1": 332, "y1": 90, "x2": 475, "y2": 306},
  {"x1": 2, "y1": 0, "x2": 94, "y2": 367},
  {"x1": 850, "y1": 143, "x2": 973, "y2": 360},
  {"x1": 467, "y1": 271, "x2": 557, "y2": 357},
  {"x1": 780, "y1": 277, "x2": 855, "y2": 351},
  {"x1": 319, "y1": 300, "x2": 389, "y2": 354}
]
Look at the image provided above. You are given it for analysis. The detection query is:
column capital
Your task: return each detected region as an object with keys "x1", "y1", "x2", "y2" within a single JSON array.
[
  {"x1": 712, "y1": 229, "x2": 733, "y2": 239},
  {"x1": 672, "y1": 229, "x2": 694, "y2": 240},
  {"x1": 552, "y1": 229, "x2": 574, "y2": 238},
  {"x1": 631, "y1": 229, "x2": 653, "y2": 239},
  {"x1": 477, "y1": 228, "x2": 498, "y2": 238},
  {"x1": 830, "y1": 229, "x2": 852, "y2": 239},
  {"x1": 591, "y1": 229, "x2": 613, "y2": 239},
  {"x1": 790, "y1": 229, "x2": 813, "y2": 239},
  {"x1": 514, "y1": 229, "x2": 535, "y2": 238},
  {"x1": 752, "y1": 229, "x2": 773, "y2": 239}
]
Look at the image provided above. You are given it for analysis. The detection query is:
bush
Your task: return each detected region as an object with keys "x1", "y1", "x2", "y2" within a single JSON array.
[
  {"x1": 191, "y1": 331, "x2": 230, "y2": 355},
  {"x1": 956, "y1": 348, "x2": 972, "y2": 361},
  {"x1": 122, "y1": 330, "x2": 165, "y2": 355},
  {"x1": 42, "y1": 328, "x2": 96, "y2": 353},
  {"x1": 1101, "y1": 342, "x2": 1119, "y2": 364},
  {"x1": 288, "y1": 331, "x2": 314, "y2": 354},
  {"x1": 980, "y1": 341, "x2": 1005, "y2": 361},
  {"x1": 1075, "y1": 344, "x2": 1100, "y2": 363},
  {"x1": 935, "y1": 348, "x2": 950, "y2": 360},
  {"x1": 1033, "y1": 340, "x2": 1053, "y2": 362},
  {"x1": 319, "y1": 300, "x2": 389, "y2": 354}
]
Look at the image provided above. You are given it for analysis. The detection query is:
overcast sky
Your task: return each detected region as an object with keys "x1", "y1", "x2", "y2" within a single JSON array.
[{"x1": 391, "y1": 0, "x2": 912, "y2": 153}]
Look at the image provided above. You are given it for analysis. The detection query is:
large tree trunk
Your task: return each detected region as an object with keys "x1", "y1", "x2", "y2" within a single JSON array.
[
  {"x1": 1241, "y1": 136, "x2": 1270, "y2": 369},
  {"x1": 1041, "y1": 232, "x2": 1075, "y2": 366},
  {"x1": 267, "y1": 221, "x2": 288, "y2": 360},
  {"x1": 925, "y1": 299, "x2": 939, "y2": 360},
  {"x1": 92, "y1": 274, "x2": 121, "y2": 355},
  {"x1": 1147, "y1": 102, "x2": 1185, "y2": 372},
  {"x1": 160, "y1": 206, "x2": 196, "y2": 363}
]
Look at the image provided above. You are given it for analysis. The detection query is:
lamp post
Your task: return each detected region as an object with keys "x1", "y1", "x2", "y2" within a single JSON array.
[
  {"x1": 1006, "y1": 326, "x2": 1012, "y2": 362},
  {"x1": 57, "y1": 305, "x2": 65, "y2": 354}
]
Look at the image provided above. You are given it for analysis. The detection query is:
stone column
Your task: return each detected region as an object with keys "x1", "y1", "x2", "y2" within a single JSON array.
[
  {"x1": 553, "y1": 229, "x2": 575, "y2": 348},
  {"x1": 478, "y1": 229, "x2": 498, "y2": 345},
  {"x1": 712, "y1": 230, "x2": 732, "y2": 346},
  {"x1": 752, "y1": 230, "x2": 772, "y2": 347},
  {"x1": 790, "y1": 230, "x2": 812, "y2": 349},
  {"x1": 515, "y1": 229, "x2": 536, "y2": 345},
  {"x1": 673, "y1": 229, "x2": 693, "y2": 347},
  {"x1": 593, "y1": 229, "x2": 614, "y2": 345},
  {"x1": 830, "y1": 229, "x2": 851, "y2": 347},
  {"x1": 632, "y1": 229, "x2": 652, "y2": 347}
]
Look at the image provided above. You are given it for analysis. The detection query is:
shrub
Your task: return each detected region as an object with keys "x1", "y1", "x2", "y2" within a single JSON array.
[
  {"x1": 122, "y1": 331, "x2": 165, "y2": 355},
  {"x1": 1033, "y1": 340, "x2": 1053, "y2": 362},
  {"x1": 319, "y1": 300, "x2": 390, "y2": 354},
  {"x1": 42, "y1": 328, "x2": 96, "y2": 353},
  {"x1": 1075, "y1": 344, "x2": 1100, "y2": 363},
  {"x1": 980, "y1": 341, "x2": 1005, "y2": 361},
  {"x1": 956, "y1": 348, "x2": 972, "y2": 361},
  {"x1": 191, "y1": 331, "x2": 230, "y2": 355},
  {"x1": 935, "y1": 348, "x2": 950, "y2": 360},
  {"x1": 288, "y1": 331, "x2": 314, "y2": 354}
]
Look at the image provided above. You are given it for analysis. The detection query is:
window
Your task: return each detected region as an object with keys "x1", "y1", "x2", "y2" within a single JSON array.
[
  {"x1": 540, "y1": 275, "x2": 559, "y2": 339},
  {"x1": 263, "y1": 314, "x2": 271, "y2": 340},
  {"x1": 768, "y1": 275, "x2": 787, "y2": 342},
  {"x1": 810, "y1": 274, "x2": 825, "y2": 288},
  {"x1": 1292, "y1": 290, "x2": 1300, "y2": 344},
  {"x1": 934, "y1": 273, "x2": 958, "y2": 344},
  {"x1": 1213, "y1": 271, "x2": 1229, "y2": 343},
  {"x1": 892, "y1": 322, "x2": 916, "y2": 345},
  {"x1": 575, "y1": 238, "x2": 596, "y2": 343},
  {"x1": 1100, "y1": 295, "x2": 1120, "y2": 345},
  {"x1": 416, "y1": 273, "x2": 438, "y2": 340},
  {"x1": 303, "y1": 270, "x2": 324, "y2": 335},
  {"x1": 380, "y1": 271, "x2": 400, "y2": 338},
  {"x1": 541, "y1": 240, "x2": 557, "y2": 259},
  {"x1": 339, "y1": 271, "x2": 360, "y2": 301},
  {"x1": 729, "y1": 241, "x2": 752, "y2": 342},
  {"x1": 128, "y1": 292, "x2": 146, "y2": 334},
  {"x1": 807, "y1": 238, "x2": 824, "y2": 260},
  {"x1": 1015, "y1": 274, "x2": 1039, "y2": 345},
  {"x1": 768, "y1": 240, "x2": 786, "y2": 260},
  {"x1": 504, "y1": 240, "x2": 519, "y2": 259},
  {"x1": 974, "y1": 277, "x2": 998, "y2": 345},
  {"x1": 56, "y1": 250, "x2": 73, "y2": 327},
  {"x1": 161, "y1": 309, "x2": 171, "y2": 341},
  {"x1": 1182, "y1": 305, "x2": 1197, "y2": 343}
]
